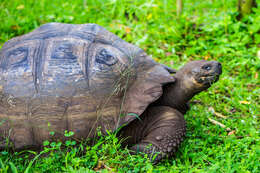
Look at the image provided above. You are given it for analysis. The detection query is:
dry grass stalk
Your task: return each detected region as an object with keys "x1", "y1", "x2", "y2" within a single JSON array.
[{"x1": 208, "y1": 118, "x2": 231, "y2": 131}]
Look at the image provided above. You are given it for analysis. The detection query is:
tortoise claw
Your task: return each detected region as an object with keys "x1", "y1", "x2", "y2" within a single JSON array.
[{"x1": 130, "y1": 143, "x2": 166, "y2": 164}]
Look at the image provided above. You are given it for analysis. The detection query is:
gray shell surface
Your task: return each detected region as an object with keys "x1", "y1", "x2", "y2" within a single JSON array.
[{"x1": 0, "y1": 23, "x2": 174, "y2": 149}]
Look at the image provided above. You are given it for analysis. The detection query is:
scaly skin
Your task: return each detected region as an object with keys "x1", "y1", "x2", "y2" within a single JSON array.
[
  {"x1": 121, "y1": 60, "x2": 222, "y2": 163},
  {"x1": 119, "y1": 106, "x2": 185, "y2": 164}
]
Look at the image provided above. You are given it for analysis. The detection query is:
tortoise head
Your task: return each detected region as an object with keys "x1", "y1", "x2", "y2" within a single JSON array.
[
  {"x1": 175, "y1": 60, "x2": 222, "y2": 93},
  {"x1": 156, "y1": 60, "x2": 222, "y2": 114}
]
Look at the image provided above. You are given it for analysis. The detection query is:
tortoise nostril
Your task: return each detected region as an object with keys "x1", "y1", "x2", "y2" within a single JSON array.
[
  {"x1": 217, "y1": 63, "x2": 222, "y2": 70},
  {"x1": 216, "y1": 62, "x2": 222, "y2": 74}
]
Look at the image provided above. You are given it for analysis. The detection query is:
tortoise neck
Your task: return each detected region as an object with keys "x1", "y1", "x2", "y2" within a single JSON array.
[{"x1": 157, "y1": 76, "x2": 197, "y2": 113}]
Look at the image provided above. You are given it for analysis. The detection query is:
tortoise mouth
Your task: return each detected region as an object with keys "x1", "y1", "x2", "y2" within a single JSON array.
[{"x1": 196, "y1": 73, "x2": 220, "y2": 86}]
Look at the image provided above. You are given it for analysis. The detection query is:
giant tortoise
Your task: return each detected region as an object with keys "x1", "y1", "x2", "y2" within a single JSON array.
[{"x1": 0, "y1": 23, "x2": 222, "y2": 163}]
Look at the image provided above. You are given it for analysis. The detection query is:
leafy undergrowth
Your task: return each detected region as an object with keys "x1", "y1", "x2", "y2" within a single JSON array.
[
  {"x1": 0, "y1": 132, "x2": 154, "y2": 172},
  {"x1": 0, "y1": 0, "x2": 259, "y2": 172}
]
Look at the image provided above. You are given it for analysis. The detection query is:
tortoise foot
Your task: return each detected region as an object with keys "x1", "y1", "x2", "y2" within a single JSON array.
[{"x1": 125, "y1": 106, "x2": 186, "y2": 164}]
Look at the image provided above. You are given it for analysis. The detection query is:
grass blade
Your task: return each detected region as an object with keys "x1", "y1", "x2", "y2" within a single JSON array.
[{"x1": 8, "y1": 162, "x2": 18, "y2": 173}]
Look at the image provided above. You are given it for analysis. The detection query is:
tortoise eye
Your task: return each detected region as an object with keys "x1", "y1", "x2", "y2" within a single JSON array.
[
  {"x1": 95, "y1": 49, "x2": 118, "y2": 66},
  {"x1": 202, "y1": 65, "x2": 211, "y2": 71}
]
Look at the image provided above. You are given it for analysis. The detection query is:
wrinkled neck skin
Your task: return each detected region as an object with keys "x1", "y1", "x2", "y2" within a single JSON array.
[{"x1": 156, "y1": 72, "x2": 202, "y2": 114}]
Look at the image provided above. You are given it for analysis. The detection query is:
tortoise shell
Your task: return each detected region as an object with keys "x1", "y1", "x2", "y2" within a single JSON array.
[{"x1": 0, "y1": 23, "x2": 175, "y2": 149}]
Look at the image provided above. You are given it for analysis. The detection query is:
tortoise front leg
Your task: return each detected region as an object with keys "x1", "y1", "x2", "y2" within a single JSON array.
[{"x1": 121, "y1": 106, "x2": 186, "y2": 163}]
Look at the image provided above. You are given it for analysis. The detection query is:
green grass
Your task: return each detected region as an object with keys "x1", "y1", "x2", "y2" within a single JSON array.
[{"x1": 0, "y1": 0, "x2": 259, "y2": 172}]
